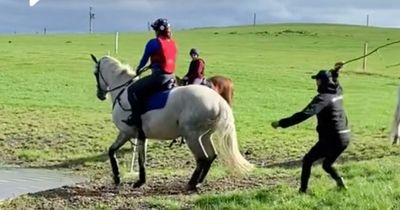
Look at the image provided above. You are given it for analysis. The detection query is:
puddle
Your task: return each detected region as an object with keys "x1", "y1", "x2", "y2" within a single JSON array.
[{"x1": 0, "y1": 167, "x2": 87, "y2": 201}]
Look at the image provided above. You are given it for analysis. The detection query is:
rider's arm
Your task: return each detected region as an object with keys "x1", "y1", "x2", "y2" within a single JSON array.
[
  {"x1": 195, "y1": 59, "x2": 205, "y2": 78},
  {"x1": 278, "y1": 94, "x2": 330, "y2": 128},
  {"x1": 137, "y1": 39, "x2": 160, "y2": 71}
]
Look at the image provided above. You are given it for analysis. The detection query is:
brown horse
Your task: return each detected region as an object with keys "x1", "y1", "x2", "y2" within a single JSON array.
[{"x1": 176, "y1": 75, "x2": 234, "y2": 106}]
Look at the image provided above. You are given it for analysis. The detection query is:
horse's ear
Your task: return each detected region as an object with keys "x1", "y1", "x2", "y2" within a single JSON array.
[{"x1": 90, "y1": 54, "x2": 98, "y2": 63}]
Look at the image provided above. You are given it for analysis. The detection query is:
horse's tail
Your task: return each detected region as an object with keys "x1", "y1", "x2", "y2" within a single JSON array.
[{"x1": 212, "y1": 99, "x2": 253, "y2": 175}]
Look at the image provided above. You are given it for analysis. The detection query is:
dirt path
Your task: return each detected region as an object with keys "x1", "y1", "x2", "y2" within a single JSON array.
[{"x1": 16, "y1": 172, "x2": 295, "y2": 209}]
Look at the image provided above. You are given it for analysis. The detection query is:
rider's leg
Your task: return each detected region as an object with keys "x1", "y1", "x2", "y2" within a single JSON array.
[
  {"x1": 123, "y1": 72, "x2": 174, "y2": 127},
  {"x1": 123, "y1": 75, "x2": 156, "y2": 127}
]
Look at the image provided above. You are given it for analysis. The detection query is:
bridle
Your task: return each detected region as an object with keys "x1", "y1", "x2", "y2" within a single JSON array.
[
  {"x1": 94, "y1": 60, "x2": 133, "y2": 94},
  {"x1": 91, "y1": 54, "x2": 152, "y2": 111}
]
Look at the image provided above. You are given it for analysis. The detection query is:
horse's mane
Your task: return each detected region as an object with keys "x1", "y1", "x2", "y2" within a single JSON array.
[{"x1": 101, "y1": 56, "x2": 136, "y2": 78}]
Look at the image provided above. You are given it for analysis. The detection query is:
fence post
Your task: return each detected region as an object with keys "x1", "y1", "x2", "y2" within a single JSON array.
[
  {"x1": 114, "y1": 32, "x2": 119, "y2": 54},
  {"x1": 363, "y1": 42, "x2": 368, "y2": 71}
]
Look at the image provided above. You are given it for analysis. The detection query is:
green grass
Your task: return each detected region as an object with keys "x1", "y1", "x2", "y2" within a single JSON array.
[
  {"x1": 1, "y1": 23, "x2": 400, "y2": 209},
  {"x1": 192, "y1": 157, "x2": 400, "y2": 210}
]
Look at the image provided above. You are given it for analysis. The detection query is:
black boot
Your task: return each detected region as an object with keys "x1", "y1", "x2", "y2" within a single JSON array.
[
  {"x1": 123, "y1": 93, "x2": 142, "y2": 127},
  {"x1": 299, "y1": 187, "x2": 307, "y2": 193},
  {"x1": 336, "y1": 177, "x2": 347, "y2": 190},
  {"x1": 122, "y1": 111, "x2": 141, "y2": 127}
]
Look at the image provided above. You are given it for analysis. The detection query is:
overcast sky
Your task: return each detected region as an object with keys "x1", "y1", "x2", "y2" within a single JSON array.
[{"x1": 0, "y1": 0, "x2": 399, "y2": 34}]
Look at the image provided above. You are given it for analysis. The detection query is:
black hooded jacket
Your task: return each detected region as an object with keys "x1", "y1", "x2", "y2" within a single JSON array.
[{"x1": 278, "y1": 69, "x2": 349, "y2": 140}]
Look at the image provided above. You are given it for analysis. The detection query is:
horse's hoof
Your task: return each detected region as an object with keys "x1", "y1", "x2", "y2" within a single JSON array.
[
  {"x1": 133, "y1": 180, "x2": 145, "y2": 188},
  {"x1": 113, "y1": 176, "x2": 121, "y2": 185},
  {"x1": 185, "y1": 184, "x2": 198, "y2": 192}
]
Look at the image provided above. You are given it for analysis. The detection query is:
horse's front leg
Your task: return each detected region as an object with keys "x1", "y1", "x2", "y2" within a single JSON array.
[
  {"x1": 109, "y1": 132, "x2": 131, "y2": 185},
  {"x1": 393, "y1": 135, "x2": 399, "y2": 145},
  {"x1": 133, "y1": 137, "x2": 147, "y2": 188},
  {"x1": 393, "y1": 122, "x2": 400, "y2": 145}
]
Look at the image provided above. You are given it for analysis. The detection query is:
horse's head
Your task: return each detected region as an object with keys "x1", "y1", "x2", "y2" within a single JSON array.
[
  {"x1": 91, "y1": 54, "x2": 108, "y2": 101},
  {"x1": 91, "y1": 54, "x2": 137, "y2": 101}
]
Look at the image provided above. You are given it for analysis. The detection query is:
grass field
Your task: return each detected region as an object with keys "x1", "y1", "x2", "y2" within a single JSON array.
[{"x1": 1, "y1": 23, "x2": 400, "y2": 209}]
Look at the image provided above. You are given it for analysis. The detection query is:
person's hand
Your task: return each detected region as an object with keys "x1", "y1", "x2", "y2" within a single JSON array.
[
  {"x1": 271, "y1": 121, "x2": 280, "y2": 129},
  {"x1": 334, "y1": 61, "x2": 344, "y2": 71}
]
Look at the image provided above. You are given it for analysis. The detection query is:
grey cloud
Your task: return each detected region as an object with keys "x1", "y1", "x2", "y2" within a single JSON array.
[{"x1": 0, "y1": 0, "x2": 398, "y2": 33}]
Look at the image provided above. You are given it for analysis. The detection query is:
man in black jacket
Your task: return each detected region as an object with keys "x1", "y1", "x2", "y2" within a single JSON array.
[{"x1": 271, "y1": 62, "x2": 350, "y2": 193}]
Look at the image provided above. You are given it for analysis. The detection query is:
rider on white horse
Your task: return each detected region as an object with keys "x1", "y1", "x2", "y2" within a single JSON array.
[
  {"x1": 91, "y1": 54, "x2": 253, "y2": 190},
  {"x1": 123, "y1": 18, "x2": 177, "y2": 134}
]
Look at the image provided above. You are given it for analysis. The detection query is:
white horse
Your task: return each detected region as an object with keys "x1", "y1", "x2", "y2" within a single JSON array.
[
  {"x1": 90, "y1": 55, "x2": 253, "y2": 191},
  {"x1": 391, "y1": 86, "x2": 400, "y2": 145}
]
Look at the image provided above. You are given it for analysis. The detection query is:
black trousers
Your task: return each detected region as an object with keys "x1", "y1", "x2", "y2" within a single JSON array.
[
  {"x1": 300, "y1": 133, "x2": 349, "y2": 190},
  {"x1": 126, "y1": 71, "x2": 174, "y2": 126}
]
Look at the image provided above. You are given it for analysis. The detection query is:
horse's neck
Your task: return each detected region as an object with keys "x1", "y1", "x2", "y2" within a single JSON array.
[{"x1": 108, "y1": 71, "x2": 134, "y2": 101}]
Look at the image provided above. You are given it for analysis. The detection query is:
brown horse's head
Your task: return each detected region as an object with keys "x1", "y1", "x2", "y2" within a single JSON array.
[{"x1": 175, "y1": 75, "x2": 188, "y2": 86}]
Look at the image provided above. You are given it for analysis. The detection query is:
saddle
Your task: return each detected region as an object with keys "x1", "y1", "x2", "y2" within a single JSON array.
[{"x1": 141, "y1": 78, "x2": 176, "y2": 113}]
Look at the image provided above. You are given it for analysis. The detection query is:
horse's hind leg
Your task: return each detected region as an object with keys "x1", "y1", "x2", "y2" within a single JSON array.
[
  {"x1": 109, "y1": 132, "x2": 131, "y2": 185},
  {"x1": 185, "y1": 130, "x2": 216, "y2": 191},
  {"x1": 133, "y1": 137, "x2": 147, "y2": 188},
  {"x1": 196, "y1": 134, "x2": 217, "y2": 184},
  {"x1": 186, "y1": 157, "x2": 205, "y2": 191}
]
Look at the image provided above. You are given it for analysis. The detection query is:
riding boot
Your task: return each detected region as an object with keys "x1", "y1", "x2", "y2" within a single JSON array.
[
  {"x1": 122, "y1": 93, "x2": 142, "y2": 128},
  {"x1": 299, "y1": 187, "x2": 307, "y2": 193},
  {"x1": 123, "y1": 109, "x2": 141, "y2": 127}
]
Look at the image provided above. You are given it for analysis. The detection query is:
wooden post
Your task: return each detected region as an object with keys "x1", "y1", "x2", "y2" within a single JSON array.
[
  {"x1": 114, "y1": 32, "x2": 119, "y2": 54},
  {"x1": 89, "y1": 7, "x2": 95, "y2": 34},
  {"x1": 253, "y1": 13, "x2": 256, "y2": 26},
  {"x1": 363, "y1": 42, "x2": 368, "y2": 71}
]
